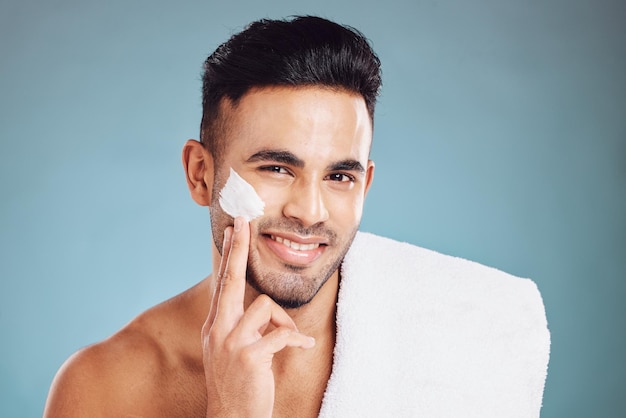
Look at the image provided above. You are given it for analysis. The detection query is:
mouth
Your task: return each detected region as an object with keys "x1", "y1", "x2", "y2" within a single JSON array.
[
  {"x1": 261, "y1": 233, "x2": 328, "y2": 266},
  {"x1": 270, "y1": 235, "x2": 321, "y2": 251}
]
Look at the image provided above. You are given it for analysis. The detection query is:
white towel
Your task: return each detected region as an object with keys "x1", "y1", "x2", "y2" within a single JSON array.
[{"x1": 318, "y1": 232, "x2": 550, "y2": 417}]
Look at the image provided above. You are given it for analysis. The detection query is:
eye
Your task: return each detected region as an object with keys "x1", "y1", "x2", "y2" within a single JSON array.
[
  {"x1": 326, "y1": 173, "x2": 355, "y2": 183},
  {"x1": 259, "y1": 165, "x2": 291, "y2": 175}
]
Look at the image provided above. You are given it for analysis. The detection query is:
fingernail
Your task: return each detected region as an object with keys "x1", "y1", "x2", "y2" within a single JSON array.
[
  {"x1": 234, "y1": 216, "x2": 242, "y2": 232},
  {"x1": 305, "y1": 336, "x2": 316, "y2": 349}
]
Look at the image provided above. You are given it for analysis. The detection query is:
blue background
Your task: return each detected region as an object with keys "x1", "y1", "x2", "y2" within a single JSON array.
[{"x1": 1, "y1": 0, "x2": 624, "y2": 416}]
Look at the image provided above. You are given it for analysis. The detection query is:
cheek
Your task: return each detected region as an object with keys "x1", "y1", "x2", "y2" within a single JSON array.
[
  {"x1": 252, "y1": 182, "x2": 365, "y2": 223},
  {"x1": 254, "y1": 185, "x2": 285, "y2": 215},
  {"x1": 333, "y1": 193, "x2": 364, "y2": 222},
  {"x1": 323, "y1": 188, "x2": 366, "y2": 227}
]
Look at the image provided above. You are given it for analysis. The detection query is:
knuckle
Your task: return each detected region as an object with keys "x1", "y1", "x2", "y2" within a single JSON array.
[
  {"x1": 202, "y1": 327, "x2": 223, "y2": 358},
  {"x1": 222, "y1": 335, "x2": 239, "y2": 353},
  {"x1": 239, "y1": 345, "x2": 257, "y2": 367},
  {"x1": 230, "y1": 236, "x2": 243, "y2": 251},
  {"x1": 274, "y1": 326, "x2": 293, "y2": 340},
  {"x1": 220, "y1": 271, "x2": 233, "y2": 285},
  {"x1": 205, "y1": 325, "x2": 221, "y2": 344}
]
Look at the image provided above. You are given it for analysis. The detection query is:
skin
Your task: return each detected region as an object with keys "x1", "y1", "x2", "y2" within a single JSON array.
[{"x1": 43, "y1": 86, "x2": 375, "y2": 418}]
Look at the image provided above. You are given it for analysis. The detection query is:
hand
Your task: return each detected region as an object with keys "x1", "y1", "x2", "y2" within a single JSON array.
[{"x1": 202, "y1": 217, "x2": 316, "y2": 418}]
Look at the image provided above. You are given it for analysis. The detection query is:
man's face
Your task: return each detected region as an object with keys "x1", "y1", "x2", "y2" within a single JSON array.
[{"x1": 209, "y1": 86, "x2": 374, "y2": 308}]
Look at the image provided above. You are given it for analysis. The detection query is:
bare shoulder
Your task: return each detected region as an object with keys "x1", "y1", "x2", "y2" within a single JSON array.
[
  {"x1": 44, "y1": 280, "x2": 209, "y2": 417},
  {"x1": 43, "y1": 323, "x2": 166, "y2": 416}
]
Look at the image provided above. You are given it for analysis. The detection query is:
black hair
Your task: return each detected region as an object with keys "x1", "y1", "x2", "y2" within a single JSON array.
[{"x1": 200, "y1": 15, "x2": 382, "y2": 158}]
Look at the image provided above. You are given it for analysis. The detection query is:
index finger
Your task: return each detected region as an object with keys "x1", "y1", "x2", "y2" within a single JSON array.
[
  {"x1": 205, "y1": 225, "x2": 233, "y2": 334},
  {"x1": 214, "y1": 216, "x2": 250, "y2": 330}
]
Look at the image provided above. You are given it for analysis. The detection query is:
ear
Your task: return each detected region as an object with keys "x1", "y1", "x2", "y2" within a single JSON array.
[
  {"x1": 182, "y1": 140, "x2": 214, "y2": 206},
  {"x1": 363, "y1": 160, "x2": 375, "y2": 198}
]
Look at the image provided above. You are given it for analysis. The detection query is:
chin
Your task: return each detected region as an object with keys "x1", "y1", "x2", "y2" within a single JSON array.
[{"x1": 245, "y1": 264, "x2": 336, "y2": 310}]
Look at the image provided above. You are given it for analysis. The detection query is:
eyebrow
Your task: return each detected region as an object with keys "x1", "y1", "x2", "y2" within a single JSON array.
[
  {"x1": 246, "y1": 149, "x2": 365, "y2": 173},
  {"x1": 246, "y1": 149, "x2": 305, "y2": 168},
  {"x1": 327, "y1": 159, "x2": 365, "y2": 174}
]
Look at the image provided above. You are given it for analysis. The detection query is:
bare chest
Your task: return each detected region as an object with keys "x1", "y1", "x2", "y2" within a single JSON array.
[
  {"x1": 271, "y1": 356, "x2": 334, "y2": 418},
  {"x1": 150, "y1": 370, "x2": 329, "y2": 418},
  {"x1": 150, "y1": 343, "x2": 333, "y2": 418},
  {"x1": 147, "y1": 362, "x2": 207, "y2": 418}
]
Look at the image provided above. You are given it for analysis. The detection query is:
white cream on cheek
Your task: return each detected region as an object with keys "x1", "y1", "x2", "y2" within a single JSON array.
[{"x1": 218, "y1": 168, "x2": 265, "y2": 222}]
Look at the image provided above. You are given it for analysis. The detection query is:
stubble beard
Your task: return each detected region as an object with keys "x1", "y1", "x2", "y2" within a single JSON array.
[
  {"x1": 244, "y1": 221, "x2": 357, "y2": 309},
  {"x1": 209, "y1": 193, "x2": 358, "y2": 310}
]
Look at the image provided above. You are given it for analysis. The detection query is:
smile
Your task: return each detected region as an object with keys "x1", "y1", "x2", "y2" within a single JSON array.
[
  {"x1": 262, "y1": 233, "x2": 327, "y2": 266},
  {"x1": 270, "y1": 235, "x2": 320, "y2": 251}
]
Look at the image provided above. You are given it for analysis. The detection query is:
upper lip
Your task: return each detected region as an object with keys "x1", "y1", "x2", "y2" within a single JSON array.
[{"x1": 263, "y1": 231, "x2": 329, "y2": 246}]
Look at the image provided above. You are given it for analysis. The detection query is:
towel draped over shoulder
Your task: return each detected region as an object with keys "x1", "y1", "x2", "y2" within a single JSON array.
[{"x1": 318, "y1": 232, "x2": 550, "y2": 418}]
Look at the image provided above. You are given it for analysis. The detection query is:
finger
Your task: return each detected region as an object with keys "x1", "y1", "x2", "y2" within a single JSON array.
[
  {"x1": 232, "y1": 295, "x2": 299, "y2": 344},
  {"x1": 215, "y1": 216, "x2": 250, "y2": 329},
  {"x1": 205, "y1": 226, "x2": 233, "y2": 334},
  {"x1": 253, "y1": 327, "x2": 316, "y2": 356}
]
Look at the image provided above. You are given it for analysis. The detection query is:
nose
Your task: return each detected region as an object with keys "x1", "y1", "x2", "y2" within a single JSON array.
[{"x1": 282, "y1": 178, "x2": 329, "y2": 227}]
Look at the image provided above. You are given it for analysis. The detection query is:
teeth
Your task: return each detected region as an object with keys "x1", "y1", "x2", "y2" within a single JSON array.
[{"x1": 271, "y1": 235, "x2": 320, "y2": 251}]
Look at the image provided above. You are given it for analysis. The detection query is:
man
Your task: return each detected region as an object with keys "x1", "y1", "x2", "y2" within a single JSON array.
[{"x1": 44, "y1": 16, "x2": 549, "y2": 417}]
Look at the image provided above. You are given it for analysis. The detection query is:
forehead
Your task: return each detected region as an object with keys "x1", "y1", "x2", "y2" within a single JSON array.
[{"x1": 221, "y1": 86, "x2": 373, "y2": 163}]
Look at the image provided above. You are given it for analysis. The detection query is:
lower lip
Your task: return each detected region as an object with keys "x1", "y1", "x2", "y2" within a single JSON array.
[{"x1": 262, "y1": 235, "x2": 326, "y2": 266}]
